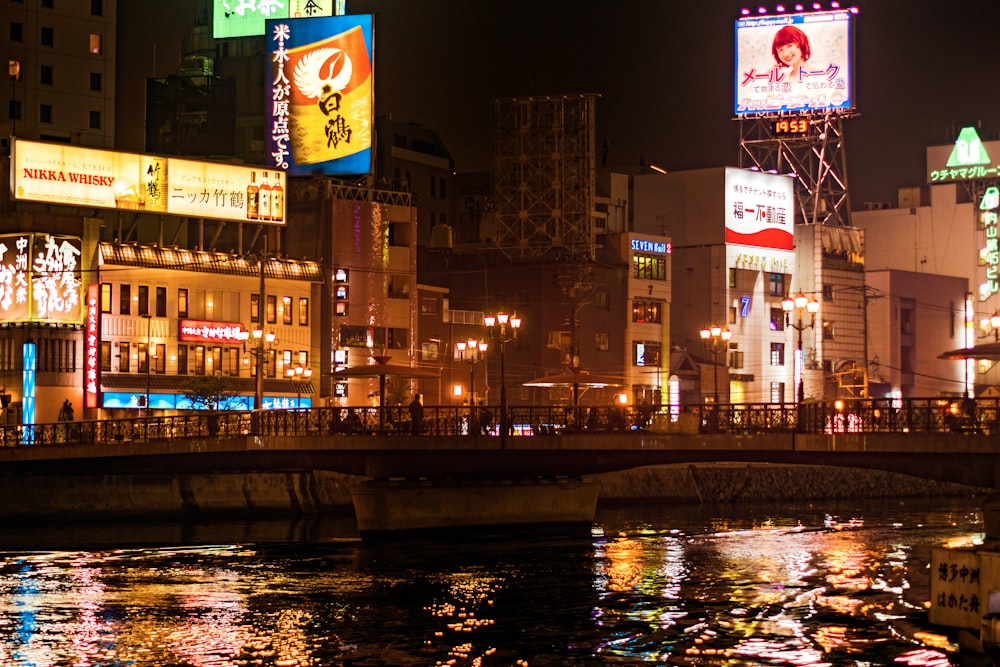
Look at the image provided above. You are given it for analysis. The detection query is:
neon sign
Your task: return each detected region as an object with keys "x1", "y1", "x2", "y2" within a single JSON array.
[
  {"x1": 928, "y1": 126, "x2": 1000, "y2": 184},
  {"x1": 179, "y1": 319, "x2": 251, "y2": 344},
  {"x1": 631, "y1": 239, "x2": 671, "y2": 254},
  {"x1": 85, "y1": 284, "x2": 100, "y2": 409},
  {"x1": 980, "y1": 186, "x2": 999, "y2": 300}
]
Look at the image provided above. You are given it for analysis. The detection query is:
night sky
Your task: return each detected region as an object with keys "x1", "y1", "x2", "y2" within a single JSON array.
[{"x1": 121, "y1": 0, "x2": 1000, "y2": 206}]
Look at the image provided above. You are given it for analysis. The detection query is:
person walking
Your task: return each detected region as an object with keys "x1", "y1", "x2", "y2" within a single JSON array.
[{"x1": 408, "y1": 393, "x2": 424, "y2": 435}]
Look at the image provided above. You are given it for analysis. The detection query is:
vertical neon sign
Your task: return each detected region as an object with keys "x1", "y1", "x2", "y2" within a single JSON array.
[
  {"x1": 22, "y1": 342, "x2": 35, "y2": 444},
  {"x1": 85, "y1": 283, "x2": 100, "y2": 409}
]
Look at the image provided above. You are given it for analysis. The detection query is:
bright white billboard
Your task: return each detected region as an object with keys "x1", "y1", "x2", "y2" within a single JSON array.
[
  {"x1": 725, "y1": 168, "x2": 795, "y2": 251},
  {"x1": 212, "y1": 0, "x2": 335, "y2": 39},
  {"x1": 735, "y1": 9, "x2": 855, "y2": 115}
]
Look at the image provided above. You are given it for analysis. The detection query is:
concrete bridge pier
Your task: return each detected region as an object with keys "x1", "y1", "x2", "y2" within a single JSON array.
[{"x1": 350, "y1": 476, "x2": 599, "y2": 537}]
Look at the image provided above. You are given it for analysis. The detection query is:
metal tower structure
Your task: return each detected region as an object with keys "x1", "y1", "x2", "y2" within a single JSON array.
[
  {"x1": 738, "y1": 111, "x2": 857, "y2": 227},
  {"x1": 492, "y1": 94, "x2": 598, "y2": 261}
]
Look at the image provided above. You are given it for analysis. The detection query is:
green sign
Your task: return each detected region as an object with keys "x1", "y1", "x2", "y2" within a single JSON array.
[
  {"x1": 947, "y1": 126, "x2": 991, "y2": 168},
  {"x1": 213, "y1": 0, "x2": 334, "y2": 39}
]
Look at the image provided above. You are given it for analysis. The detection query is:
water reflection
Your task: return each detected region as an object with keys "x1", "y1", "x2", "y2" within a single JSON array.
[{"x1": 0, "y1": 498, "x2": 984, "y2": 666}]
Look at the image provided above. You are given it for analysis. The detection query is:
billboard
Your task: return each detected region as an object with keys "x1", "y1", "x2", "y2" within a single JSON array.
[
  {"x1": 735, "y1": 9, "x2": 854, "y2": 115},
  {"x1": 724, "y1": 168, "x2": 795, "y2": 251},
  {"x1": 0, "y1": 233, "x2": 83, "y2": 324},
  {"x1": 11, "y1": 139, "x2": 286, "y2": 224},
  {"x1": 266, "y1": 14, "x2": 374, "y2": 176},
  {"x1": 212, "y1": 0, "x2": 335, "y2": 39},
  {"x1": 927, "y1": 126, "x2": 1000, "y2": 184}
]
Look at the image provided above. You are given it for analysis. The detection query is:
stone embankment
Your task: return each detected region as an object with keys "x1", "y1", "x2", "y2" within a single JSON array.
[{"x1": 1, "y1": 463, "x2": 989, "y2": 522}]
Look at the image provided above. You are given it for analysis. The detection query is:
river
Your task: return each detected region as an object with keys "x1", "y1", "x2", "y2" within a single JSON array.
[{"x1": 0, "y1": 496, "x2": 986, "y2": 666}]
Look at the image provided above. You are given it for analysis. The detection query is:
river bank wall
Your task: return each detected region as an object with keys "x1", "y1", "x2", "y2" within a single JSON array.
[{"x1": 1, "y1": 463, "x2": 990, "y2": 522}]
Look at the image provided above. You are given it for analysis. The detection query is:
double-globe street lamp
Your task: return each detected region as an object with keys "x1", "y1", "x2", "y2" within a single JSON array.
[
  {"x1": 484, "y1": 312, "x2": 521, "y2": 448},
  {"x1": 251, "y1": 328, "x2": 277, "y2": 411},
  {"x1": 699, "y1": 324, "x2": 732, "y2": 429},
  {"x1": 456, "y1": 338, "x2": 488, "y2": 433},
  {"x1": 285, "y1": 365, "x2": 313, "y2": 408},
  {"x1": 781, "y1": 293, "x2": 820, "y2": 405}
]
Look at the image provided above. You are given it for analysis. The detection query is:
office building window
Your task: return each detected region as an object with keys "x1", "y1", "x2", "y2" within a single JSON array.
[
  {"x1": 119, "y1": 342, "x2": 130, "y2": 373},
  {"x1": 298, "y1": 297, "x2": 309, "y2": 325},
  {"x1": 282, "y1": 296, "x2": 293, "y2": 325},
  {"x1": 632, "y1": 299, "x2": 662, "y2": 323},
  {"x1": 768, "y1": 273, "x2": 786, "y2": 297},
  {"x1": 155, "y1": 286, "x2": 166, "y2": 317},
  {"x1": 89, "y1": 110, "x2": 100, "y2": 129},
  {"x1": 177, "y1": 346, "x2": 188, "y2": 375},
  {"x1": 138, "y1": 285, "x2": 149, "y2": 316},
  {"x1": 770, "y1": 307, "x2": 784, "y2": 331},
  {"x1": 100, "y1": 283, "x2": 111, "y2": 313},
  {"x1": 823, "y1": 320, "x2": 835, "y2": 340},
  {"x1": 155, "y1": 343, "x2": 166, "y2": 373},
  {"x1": 99, "y1": 341, "x2": 111, "y2": 372},
  {"x1": 8, "y1": 100, "x2": 21, "y2": 121},
  {"x1": 770, "y1": 382, "x2": 785, "y2": 403},
  {"x1": 40, "y1": 104, "x2": 52, "y2": 123},
  {"x1": 90, "y1": 72, "x2": 101, "y2": 91},
  {"x1": 10, "y1": 23, "x2": 23, "y2": 42},
  {"x1": 266, "y1": 295, "x2": 276, "y2": 324},
  {"x1": 595, "y1": 332, "x2": 609, "y2": 351},
  {"x1": 770, "y1": 342, "x2": 785, "y2": 366},
  {"x1": 40, "y1": 65, "x2": 53, "y2": 85},
  {"x1": 119, "y1": 284, "x2": 130, "y2": 315},
  {"x1": 91, "y1": 0, "x2": 103, "y2": 16},
  {"x1": 89, "y1": 33, "x2": 101, "y2": 54},
  {"x1": 40, "y1": 26, "x2": 53, "y2": 47},
  {"x1": 178, "y1": 288, "x2": 188, "y2": 318}
]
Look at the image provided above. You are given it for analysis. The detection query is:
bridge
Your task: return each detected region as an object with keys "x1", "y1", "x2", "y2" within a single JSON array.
[{"x1": 1, "y1": 398, "x2": 997, "y2": 534}]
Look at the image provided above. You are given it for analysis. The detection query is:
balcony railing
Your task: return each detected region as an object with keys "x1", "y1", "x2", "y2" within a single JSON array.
[{"x1": 0, "y1": 397, "x2": 994, "y2": 449}]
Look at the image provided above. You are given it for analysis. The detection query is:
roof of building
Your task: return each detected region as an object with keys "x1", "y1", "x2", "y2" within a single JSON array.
[{"x1": 99, "y1": 243, "x2": 324, "y2": 282}]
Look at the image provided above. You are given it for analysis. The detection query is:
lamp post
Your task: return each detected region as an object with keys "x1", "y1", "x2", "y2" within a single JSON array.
[
  {"x1": 781, "y1": 293, "x2": 820, "y2": 404},
  {"x1": 456, "y1": 338, "x2": 487, "y2": 434},
  {"x1": 140, "y1": 314, "x2": 152, "y2": 417},
  {"x1": 286, "y1": 365, "x2": 312, "y2": 408},
  {"x1": 485, "y1": 311, "x2": 521, "y2": 448},
  {"x1": 699, "y1": 324, "x2": 731, "y2": 432}
]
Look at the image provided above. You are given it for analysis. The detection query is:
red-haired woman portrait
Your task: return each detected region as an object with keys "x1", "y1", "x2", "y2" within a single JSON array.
[{"x1": 771, "y1": 25, "x2": 811, "y2": 83}]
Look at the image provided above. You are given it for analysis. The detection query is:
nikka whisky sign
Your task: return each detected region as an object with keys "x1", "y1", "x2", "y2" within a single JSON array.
[{"x1": 11, "y1": 139, "x2": 286, "y2": 225}]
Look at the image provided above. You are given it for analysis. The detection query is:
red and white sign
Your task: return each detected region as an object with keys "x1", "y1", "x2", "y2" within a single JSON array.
[
  {"x1": 724, "y1": 168, "x2": 795, "y2": 251},
  {"x1": 85, "y1": 284, "x2": 100, "y2": 409},
  {"x1": 179, "y1": 320, "x2": 251, "y2": 344}
]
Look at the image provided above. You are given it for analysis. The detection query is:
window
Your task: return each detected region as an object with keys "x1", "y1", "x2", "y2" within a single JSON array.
[
  {"x1": 596, "y1": 291, "x2": 610, "y2": 310},
  {"x1": 138, "y1": 342, "x2": 150, "y2": 374},
  {"x1": 770, "y1": 307, "x2": 784, "y2": 331},
  {"x1": 89, "y1": 34, "x2": 102, "y2": 55},
  {"x1": 194, "y1": 346, "x2": 206, "y2": 375},
  {"x1": 633, "y1": 254, "x2": 667, "y2": 280},
  {"x1": 282, "y1": 296, "x2": 293, "y2": 325},
  {"x1": 119, "y1": 284, "x2": 131, "y2": 315},
  {"x1": 595, "y1": 332, "x2": 609, "y2": 351},
  {"x1": 429, "y1": 175, "x2": 435, "y2": 197},
  {"x1": 8, "y1": 100, "x2": 21, "y2": 121},
  {"x1": 298, "y1": 297, "x2": 309, "y2": 325},
  {"x1": 89, "y1": 110, "x2": 100, "y2": 129},
  {"x1": 155, "y1": 343, "x2": 166, "y2": 374},
  {"x1": 155, "y1": 286, "x2": 166, "y2": 317},
  {"x1": 822, "y1": 284, "x2": 834, "y2": 301},
  {"x1": 99, "y1": 341, "x2": 111, "y2": 372},
  {"x1": 634, "y1": 342, "x2": 661, "y2": 367},
  {"x1": 10, "y1": 23, "x2": 23, "y2": 42},
  {"x1": 632, "y1": 299, "x2": 662, "y2": 324},
  {"x1": 439, "y1": 177, "x2": 447, "y2": 199},
  {"x1": 339, "y1": 326, "x2": 369, "y2": 347},
  {"x1": 119, "y1": 342, "x2": 130, "y2": 372},
  {"x1": 768, "y1": 273, "x2": 786, "y2": 297},
  {"x1": 770, "y1": 342, "x2": 785, "y2": 366},
  {"x1": 40, "y1": 65, "x2": 52, "y2": 85},
  {"x1": 178, "y1": 288, "x2": 188, "y2": 318},
  {"x1": 420, "y1": 341, "x2": 439, "y2": 362},
  {"x1": 40, "y1": 26, "x2": 53, "y2": 47},
  {"x1": 40, "y1": 104, "x2": 52, "y2": 123},
  {"x1": 822, "y1": 320, "x2": 834, "y2": 339},
  {"x1": 100, "y1": 283, "x2": 111, "y2": 313},
  {"x1": 177, "y1": 345, "x2": 188, "y2": 375},
  {"x1": 89, "y1": 72, "x2": 101, "y2": 91},
  {"x1": 42, "y1": 0, "x2": 53, "y2": 7},
  {"x1": 729, "y1": 350, "x2": 744, "y2": 369},
  {"x1": 387, "y1": 328, "x2": 408, "y2": 349},
  {"x1": 770, "y1": 382, "x2": 785, "y2": 403},
  {"x1": 335, "y1": 301, "x2": 348, "y2": 316},
  {"x1": 91, "y1": 0, "x2": 103, "y2": 16},
  {"x1": 266, "y1": 295, "x2": 276, "y2": 324},
  {"x1": 138, "y1": 285, "x2": 149, "y2": 316},
  {"x1": 419, "y1": 296, "x2": 439, "y2": 316},
  {"x1": 250, "y1": 294, "x2": 260, "y2": 323},
  {"x1": 387, "y1": 275, "x2": 410, "y2": 299},
  {"x1": 225, "y1": 348, "x2": 239, "y2": 375}
]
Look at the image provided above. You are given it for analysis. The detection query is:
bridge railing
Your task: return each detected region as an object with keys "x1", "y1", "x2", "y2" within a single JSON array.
[{"x1": 0, "y1": 397, "x2": 994, "y2": 449}]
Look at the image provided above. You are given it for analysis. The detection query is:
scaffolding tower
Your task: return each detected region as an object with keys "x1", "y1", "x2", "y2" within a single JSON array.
[
  {"x1": 492, "y1": 94, "x2": 598, "y2": 261},
  {"x1": 738, "y1": 111, "x2": 857, "y2": 227}
]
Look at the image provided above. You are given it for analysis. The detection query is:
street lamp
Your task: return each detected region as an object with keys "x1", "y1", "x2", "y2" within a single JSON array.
[
  {"x1": 252, "y1": 328, "x2": 277, "y2": 410},
  {"x1": 485, "y1": 311, "x2": 521, "y2": 448},
  {"x1": 286, "y1": 365, "x2": 312, "y2": 408},
  {"x1": 456, "y1": 338, "x2": 487, "y2": 433},
  {"x1": 781, "y1": 293, "x2": 820, "y2": 404},
  {"x1": 699, "y1": 324, "x2": 732, "y2": 406},
  {"x1": 991, "y1": 312, "x2": 1000, "y2": 341}
]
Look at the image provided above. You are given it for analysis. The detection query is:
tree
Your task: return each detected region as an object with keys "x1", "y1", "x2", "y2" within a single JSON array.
[{"x1": 180, "y1": 375, "x2": 243, "y2": 411}]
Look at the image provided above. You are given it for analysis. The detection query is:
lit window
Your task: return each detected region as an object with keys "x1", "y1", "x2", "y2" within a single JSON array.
[{"x1": 89, "y1": 34, "x2": 101, "y2": 55}]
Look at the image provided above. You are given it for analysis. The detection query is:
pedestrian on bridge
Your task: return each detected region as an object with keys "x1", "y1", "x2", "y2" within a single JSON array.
[{"x1": 409, "y1": 394, "x2": 424, "y2": 435}]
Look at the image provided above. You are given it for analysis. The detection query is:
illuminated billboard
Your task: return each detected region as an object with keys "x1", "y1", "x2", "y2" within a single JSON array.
[
  {"x1": 11, "y1": 139, "x2": 286, "y2": 224},
  {"x1": 0, "y1": 233, "x2": 83, "y2": 324},
  {"x1": 927, "y1": 126, "x2": 1000, "y2": 184},
  {"x1": 735, "y1": 10, "x2": 854, "y2": 115},
  {"x1": 724, "y1": 168, "x2": 795, "y2": 250},
  {"x1": 266, "y1": 14, "x2": 374, "y2": 176},
  {"x1": 213, "y1": 0, "x2": 334, "y2": 39}
]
